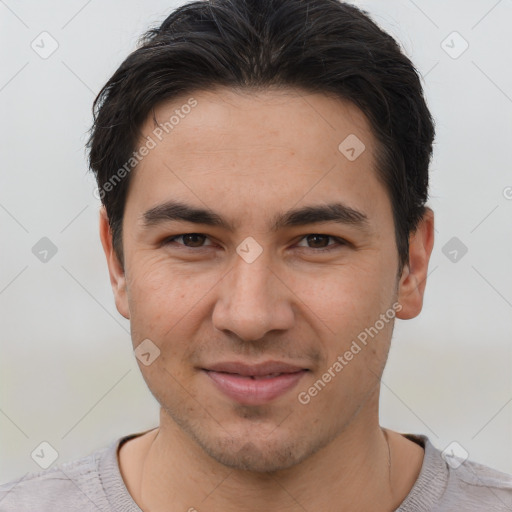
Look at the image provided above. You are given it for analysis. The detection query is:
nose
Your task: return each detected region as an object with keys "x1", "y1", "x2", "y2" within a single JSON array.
[{"x1": 211, "y1": 249, "x2": 295, "y2": 342}]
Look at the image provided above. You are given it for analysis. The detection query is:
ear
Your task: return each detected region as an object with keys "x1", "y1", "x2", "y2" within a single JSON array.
[
  {"x1": 98, "y1": 206, "x2": 130, "y2": 319},
  {"x1": 396, "y1": 207, "x2": 435, "y2": 320}
]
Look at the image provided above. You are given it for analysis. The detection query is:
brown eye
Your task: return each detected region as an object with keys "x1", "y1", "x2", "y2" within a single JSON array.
[
  {"x1": 165, "y1": 233, "x2": 212, "y2": 248},
  {"x1": 296, "y1": 234, "x2": 346, "y2": 252},
  {"x1": 306, "y1": 234, "x2": 330, "y2": 248}
]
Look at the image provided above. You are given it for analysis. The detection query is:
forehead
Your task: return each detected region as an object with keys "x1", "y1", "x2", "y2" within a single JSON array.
[
  {"x1": 144, "y1": 87, "x2": 373, "y2": 163},
  {"x1": 126, "y1": 87, "x2": 390, "y2": 230}
]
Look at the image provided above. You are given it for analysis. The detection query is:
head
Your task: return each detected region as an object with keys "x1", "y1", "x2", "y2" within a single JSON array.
[{"x1": 90, "y1": 0, "x2": 435, "y2": 473}]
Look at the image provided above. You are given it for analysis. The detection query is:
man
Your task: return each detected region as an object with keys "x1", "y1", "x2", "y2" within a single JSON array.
[{"x1": 1, "y1": 0, "x2": 511, "y2": 510}]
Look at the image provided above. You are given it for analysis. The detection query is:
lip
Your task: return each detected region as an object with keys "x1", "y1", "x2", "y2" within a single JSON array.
[
  {"x1": 204, "y1": 360, "x2": 307, "y2": 376},
  {"x1": 202, "y1": 361, "x2": 308, "y2": 405}
]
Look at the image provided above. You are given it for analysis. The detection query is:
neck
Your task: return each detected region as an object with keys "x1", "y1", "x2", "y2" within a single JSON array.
[{"x1": 128, "y1": 400, "x2": 414, "y2": 511}]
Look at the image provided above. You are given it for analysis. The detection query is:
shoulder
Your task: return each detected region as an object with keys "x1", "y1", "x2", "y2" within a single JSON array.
[
  {"x1": 397, "y1": 434, "x2": 512, "y2": 511},
  {"x1": 441, "y1": 456, "x2": 512, "y2": 511},
  {"x1": 0, "y1": 442, "x2": 114, "y2": 512}
]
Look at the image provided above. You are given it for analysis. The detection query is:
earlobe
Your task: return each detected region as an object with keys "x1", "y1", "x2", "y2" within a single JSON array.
[
  {"x1": 98, "y1": 206, "x2": 130, "y2": 319},
  {"x1": 396, "y1": 208, "x2": 435, "y2": 320}
]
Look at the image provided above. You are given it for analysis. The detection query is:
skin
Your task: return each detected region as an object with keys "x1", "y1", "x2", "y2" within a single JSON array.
[{"x1": 99, "y1": 87, "x2": 434, "y2": 511}]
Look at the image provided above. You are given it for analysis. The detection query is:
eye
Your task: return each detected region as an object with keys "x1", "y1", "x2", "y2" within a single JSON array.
[
  {"x1": 162, "y1": 233, "x2": 347, "y2": 252},
  {"x1": 163, "y1": 233, "x2": 214, "y2": 249},
  {"x1": 296, "y1": 234, "x2": 347, "y2": 252}
]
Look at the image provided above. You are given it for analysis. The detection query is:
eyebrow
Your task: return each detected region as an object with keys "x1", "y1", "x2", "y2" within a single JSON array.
[{"x1": 141, "y1": 200, "x2": 370, "y2": 233}]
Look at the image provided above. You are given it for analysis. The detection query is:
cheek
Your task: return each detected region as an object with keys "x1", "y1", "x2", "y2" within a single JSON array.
[
  {"x1": 288, "y1": 261, "x2": 384, "y2": 332},
  {"x1": 124, "y1": 255, "x2": 216, "y2": 345},
  {"x1": 125, "y1": 260, "x2": 206, "y2": 388},
  {"x1": 291, "y1": 260, "x2": 395, "y2": 378},
  {"x1": 125, "y1": 256, "x2": 176, "y2": 328}
]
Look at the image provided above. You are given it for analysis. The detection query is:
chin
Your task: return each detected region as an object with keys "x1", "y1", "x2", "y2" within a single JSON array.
[
  {"x1": 158, "y1": 391, "x2": 342, "y2": 473},
  {"x1": 189, "y1": 418, "x2": 341, "y2": 474},
  {"x1": 201, "y1": 436, "x2": 308, "y2": 473}
]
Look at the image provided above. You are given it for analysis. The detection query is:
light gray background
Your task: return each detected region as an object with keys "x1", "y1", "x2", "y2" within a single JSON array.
[{"x1": 1, "y1": 0, "x2": 511, "y2": 485}]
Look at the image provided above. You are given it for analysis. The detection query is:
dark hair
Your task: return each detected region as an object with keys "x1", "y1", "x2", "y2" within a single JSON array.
[{"x1": 87, "y1": 0, "x2": 435, "y2": 275}]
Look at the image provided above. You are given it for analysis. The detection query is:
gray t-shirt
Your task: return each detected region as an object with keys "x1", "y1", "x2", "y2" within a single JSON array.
[{"x1": 1, "y1": 431, "x2": 511, "y2": 511}]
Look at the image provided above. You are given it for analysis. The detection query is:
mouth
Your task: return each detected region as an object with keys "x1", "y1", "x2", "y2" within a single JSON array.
[{"x1": 201, "y1": 361, "x2": 309, "y2": 405}]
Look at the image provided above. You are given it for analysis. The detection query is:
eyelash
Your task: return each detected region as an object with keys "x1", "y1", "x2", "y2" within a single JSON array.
[{"x1": 163, "y1": 233, "x2": 347, "y2": 253}]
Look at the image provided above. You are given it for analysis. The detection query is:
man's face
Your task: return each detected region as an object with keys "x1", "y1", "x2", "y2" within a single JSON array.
[{"x1": 107, "y1": 87, "x2": 409, "y2": 472}]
